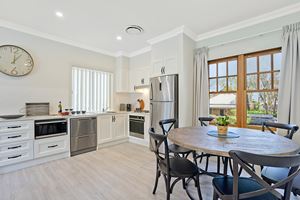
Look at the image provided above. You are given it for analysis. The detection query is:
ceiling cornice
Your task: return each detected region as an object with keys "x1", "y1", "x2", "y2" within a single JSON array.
[
  {"x1": 128, "y1": 46, "x2": 151, "y2": 57},
  {"x1": 0, "y1": 19, "x2": 116, "y2": 57},
  {"x1": 196, "y1": 2, "x2": 300, "y2": 41}
]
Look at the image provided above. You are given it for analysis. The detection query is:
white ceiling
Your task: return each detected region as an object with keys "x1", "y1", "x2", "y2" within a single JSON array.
[{"x1": 0, "y1": 0, "x2": 299, "y2": 56}]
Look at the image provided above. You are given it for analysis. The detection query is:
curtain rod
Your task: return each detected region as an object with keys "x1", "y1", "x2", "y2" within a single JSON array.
[{"x1": 206, "y1": 28, "x2": 282, "y2": 49}]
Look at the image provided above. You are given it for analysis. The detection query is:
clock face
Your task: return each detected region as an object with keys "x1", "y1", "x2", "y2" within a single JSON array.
[{"x1": 0, "y1": 45, "x2": 34, "y2": 77}]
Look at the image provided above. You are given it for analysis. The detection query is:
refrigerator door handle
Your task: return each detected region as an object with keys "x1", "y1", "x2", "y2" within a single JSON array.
[
  {"x1": 150, "y1": 103, "x2": 153, "y2": 127},
  {"x1": 150, "y1": 82, "x2": 153, "y2": 100}
]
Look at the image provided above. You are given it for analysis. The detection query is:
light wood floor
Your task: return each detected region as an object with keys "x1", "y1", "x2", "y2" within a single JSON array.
[{"x1": 0, "y1": 143, "x2": 299, "y2": 200}]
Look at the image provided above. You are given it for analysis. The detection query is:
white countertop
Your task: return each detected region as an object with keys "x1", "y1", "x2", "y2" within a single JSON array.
[{"x1": 0, "y1": 111, "x2": 150, "y2": 122}]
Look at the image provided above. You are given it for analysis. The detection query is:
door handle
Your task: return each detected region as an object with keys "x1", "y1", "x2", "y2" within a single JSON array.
[
  {"x1": 8, "y1": 145, "x2": 22, "y2": 150},
  {"x1": 150, "y1": 103, "x2": 153, "y2": 127},
  {"x1": 8, "y1": 135, "x2": 22, "y2": 139},
  {"x1": 48, "y1": 144, "x2": 58, "y2": 148},
  {"x1": 8, "y1": 155, "x2": 22, "y2": 159},
  {"x1": 7, "y1": 126, "x2": 21, "y2": 129}
]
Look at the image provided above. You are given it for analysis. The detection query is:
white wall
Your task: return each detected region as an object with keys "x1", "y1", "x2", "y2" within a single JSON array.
[
  {"x1": 196, "y1": 11, "x2": 300, "y2": 60},
  {"x1": 0, "y1": 27, "x2": 115, "y2": 115}
]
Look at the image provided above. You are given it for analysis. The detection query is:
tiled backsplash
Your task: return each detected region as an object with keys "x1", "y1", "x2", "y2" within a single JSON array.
[{"x1": 114, "y1": 88, "x2": 150, "y2": 111}]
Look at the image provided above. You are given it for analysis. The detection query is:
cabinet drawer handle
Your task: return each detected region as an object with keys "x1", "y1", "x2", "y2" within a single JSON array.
[
  {"x1": 7, "y1": 126, "x2": 21, "y2": 129},
  {"x1": 48, "y1": 144, "x2": 58, "y2": 148},
  {"x1": 8, "y1": 155, "x2": 22, "y2": 159},
  {"x1": 8, "y1": 145, "x2": 22, "y2": 150},
  {"x1": 8, "y1": 135, "x2": 22, "y2": 139}
]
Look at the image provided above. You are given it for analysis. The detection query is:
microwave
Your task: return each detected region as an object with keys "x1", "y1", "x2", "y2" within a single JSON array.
[{"x1": 35, "y1": 118, "x2": 67, "y2": 139}]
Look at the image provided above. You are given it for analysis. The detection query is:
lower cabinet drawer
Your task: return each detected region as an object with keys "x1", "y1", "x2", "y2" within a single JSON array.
[
  {"x1": 0, "y1": 144, "x2": 34, "y2": 167},
  {"x1": 0, "y1": 140, "x2": 33, "y2": 155},
  {"x1": 0, "y1": 130, "x2": 34, "y2": 145},
  {"x1": 34, "y1": 135, "x2": 69, "y2": 158}
]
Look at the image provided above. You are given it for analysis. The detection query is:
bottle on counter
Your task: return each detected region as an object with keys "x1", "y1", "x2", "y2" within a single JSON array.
[{"x1": 58, "y1": 101, "x2": 62, "y2": 113}]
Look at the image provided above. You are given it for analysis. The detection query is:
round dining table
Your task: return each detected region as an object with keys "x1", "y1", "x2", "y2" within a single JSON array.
[{"x1": 168, "y1": 126, "x2": 300, "y2": 175}]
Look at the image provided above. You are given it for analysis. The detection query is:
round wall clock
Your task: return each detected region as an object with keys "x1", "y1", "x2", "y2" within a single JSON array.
[{"x1": 0, "y1": 45, "x2": 34, "y2": 77}]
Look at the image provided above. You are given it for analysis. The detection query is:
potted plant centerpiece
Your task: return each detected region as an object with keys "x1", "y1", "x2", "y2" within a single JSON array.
[{"x1": 216, "y1": 116, "x2": 230, "y2": 135}]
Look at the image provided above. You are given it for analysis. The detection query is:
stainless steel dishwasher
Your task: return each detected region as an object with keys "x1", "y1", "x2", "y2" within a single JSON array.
[{"x1": 70, "y1": 117, "x2": 97, "y2": 156}]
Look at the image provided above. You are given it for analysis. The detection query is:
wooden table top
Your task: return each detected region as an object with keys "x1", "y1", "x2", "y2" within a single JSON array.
[{"x1": 168, "y1": 126, "x2": 300, "y2": 157}]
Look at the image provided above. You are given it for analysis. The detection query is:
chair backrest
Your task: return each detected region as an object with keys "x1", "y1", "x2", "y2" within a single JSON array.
[
  {"x1": 149, "y1": 128, "x2": 170, "y2": 172},
  {"x1": 198, "y1": 116, "x2": 214, "y2": 126},
  {"x1": 229, "y1": 150, "x2": 300, "y2": 200},
  {"x1": 262, "y1": 121, "x2": 299, "y2": 139},
  {"x1": 159, "y1": 119, "x2": 176, "y2": 135}
]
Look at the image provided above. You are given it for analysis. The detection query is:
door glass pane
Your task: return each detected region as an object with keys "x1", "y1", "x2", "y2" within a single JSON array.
[
  {"x1": 274, "y1": 71, "x2": 280, "y2": 89},
  {"x1": 209, "y1": 79, "x2": 217, "y2": 92},
  {"x1": 273, "y1": 53, "x2": 282, "y2": 71},
  {"x1": 209, "y1": 93, "x2": 237, "y2": 125},
  {"x1": 209, "y1": 64, "x2": 217, "y2": 77},
  {"x1": 246, "y1": 57, "x2": 257, "y2": 74},
  {"x1": 218, "y1": 77, "x2": 227, "y2": 92},
  {"x1": 247, "y1": 74, "x2": 257, "y2": 90},
  {"x1": 228, "y1": 60, "x2": 237, "y2": 76},
  {"x1": 259, "y1": 73, "x2": 271, "y2": 90},
  {"x1": 228, "y1": 76, "x2": 237, "y2": 91},
  {"x1": 259, "y1": 55, "x2": 271, "y2": 72},
  {"x1": 218, "y1": 62, "x2": 226, "y2": 77},
  {"x1": 246, "y1": 92, "x2": 278, "y2": 125}
]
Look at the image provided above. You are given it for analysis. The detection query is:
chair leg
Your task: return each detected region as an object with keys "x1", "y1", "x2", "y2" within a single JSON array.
[
  {"x1": 213, "y1": 190, "x2": 218, "y2": 200},
  {"x1": 166, "y1": 175, "x2": 171, "y2": 200},
  {"x1": 182, "y1": 178, "x2": 186, "y2": 189},
  {"x1": 217, "y1": 156, "x2": 221, "y2": 174},
  {"x1": 205, "y1": 155, "x2": 210, "y2": 171},
  {"x1": 196, "y1": 175, "x2": 203, "y2": 200},
  {"x1": 152, "y1": 167, "x2": 160, "y2": 194}
]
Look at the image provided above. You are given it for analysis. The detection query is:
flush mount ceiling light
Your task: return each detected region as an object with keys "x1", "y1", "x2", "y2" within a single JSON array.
[
  {"x1": 125, "y1": 25, "x2": 144, "y2": 35},
  {"x1": 55, "y1": 11, "x2": 64, "y2": 18},
  {"x1": 116, "y1": 36, "x2": 122, "y2": 41}
]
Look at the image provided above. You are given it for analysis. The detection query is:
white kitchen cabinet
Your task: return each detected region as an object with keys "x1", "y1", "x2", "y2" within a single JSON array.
[
  {"x1": 115, "y1": 56, "x2": 130, "y2": 92},
  {"x1": 128, "y1": 67, "x2": 150, "y2": 92},
  {"x1": 151, "y1": 36, "x2": 179, "y2": 77},
  {"x1": 34, "y1": 135, "x2": 69, "y2": 158},
  {"x1": 112, "y1": 114, "x2": 128, "y2": 139},
  {"x1": 97, "y1": 115, "x2": 113, "y2": 144},
  {"x1": 97, "y1": 114, "x2": 128, "y2": 145},
  {"x1": 0, "y1": 120, "x2": 34, "y2": 167}
]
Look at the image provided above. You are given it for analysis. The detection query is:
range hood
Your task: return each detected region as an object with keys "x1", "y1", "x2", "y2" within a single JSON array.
[{"x1": 134, "y1": 85, "x2": 150, "y2": 90}]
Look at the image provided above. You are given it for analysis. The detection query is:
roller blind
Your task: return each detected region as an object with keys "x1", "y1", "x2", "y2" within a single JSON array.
[{"x1": 72, "y1": 67, "x2": 113, "y2": 112}]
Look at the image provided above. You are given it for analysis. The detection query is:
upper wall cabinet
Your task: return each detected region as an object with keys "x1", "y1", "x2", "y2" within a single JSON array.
[
  {"x1": 128, "y1": 67, "x2": 150, "y2": 92},
  {"x1": 115, "y1": 56, "x2": 129, "y2": 93},
  {"x1": 150, "y1": 36, "x2": 179, "y2": 77}
]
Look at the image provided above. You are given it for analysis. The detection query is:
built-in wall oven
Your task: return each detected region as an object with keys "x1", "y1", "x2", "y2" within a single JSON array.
[
  {"x1": 129, "y1": 115, "x2": 145, "y2": 139},
  {"x1": 35, "y1": 118, "x2": 67, "y2": 139}
]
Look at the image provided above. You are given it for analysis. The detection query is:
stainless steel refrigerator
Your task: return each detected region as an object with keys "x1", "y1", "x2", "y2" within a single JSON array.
[{"x1": 150, "y1": 74, "x2": 178, "y2": 135}]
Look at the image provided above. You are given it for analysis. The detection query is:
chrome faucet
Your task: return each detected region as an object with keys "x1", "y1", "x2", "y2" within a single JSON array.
[{"x1": 102, "y1": 107, "x2": 109, "y2": 112}]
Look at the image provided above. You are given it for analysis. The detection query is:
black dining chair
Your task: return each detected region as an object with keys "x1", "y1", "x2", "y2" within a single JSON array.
[
  {"x1": 262, "y1": 121, "x2": 299, "y2": 139},
  {"x1": 260, "y1": 121, "x2": 300, "y2": 196},
  {"x1": 159, "y1": 119, "x2": 193, "y2": 158},
  {"x1": 213, "y1": 150, "x2": 300, "y2": 200},
  {"x1": 194, "y1": 117, "x2": 226, "y2": 174},
  {"x1": 149, "y1": 128, "x2": 203, "y2": 200}
]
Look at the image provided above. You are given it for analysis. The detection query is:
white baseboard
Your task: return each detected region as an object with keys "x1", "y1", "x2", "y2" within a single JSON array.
[
  {"x1": 128, "y1": 136, "x2": 149, "y2": 147},
  {"x1": 97, "y1": 137, "x2": 129, "y2": 149},
  {"x1": 0, "y1": 152, "x2": 70, "y2": 174}
]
